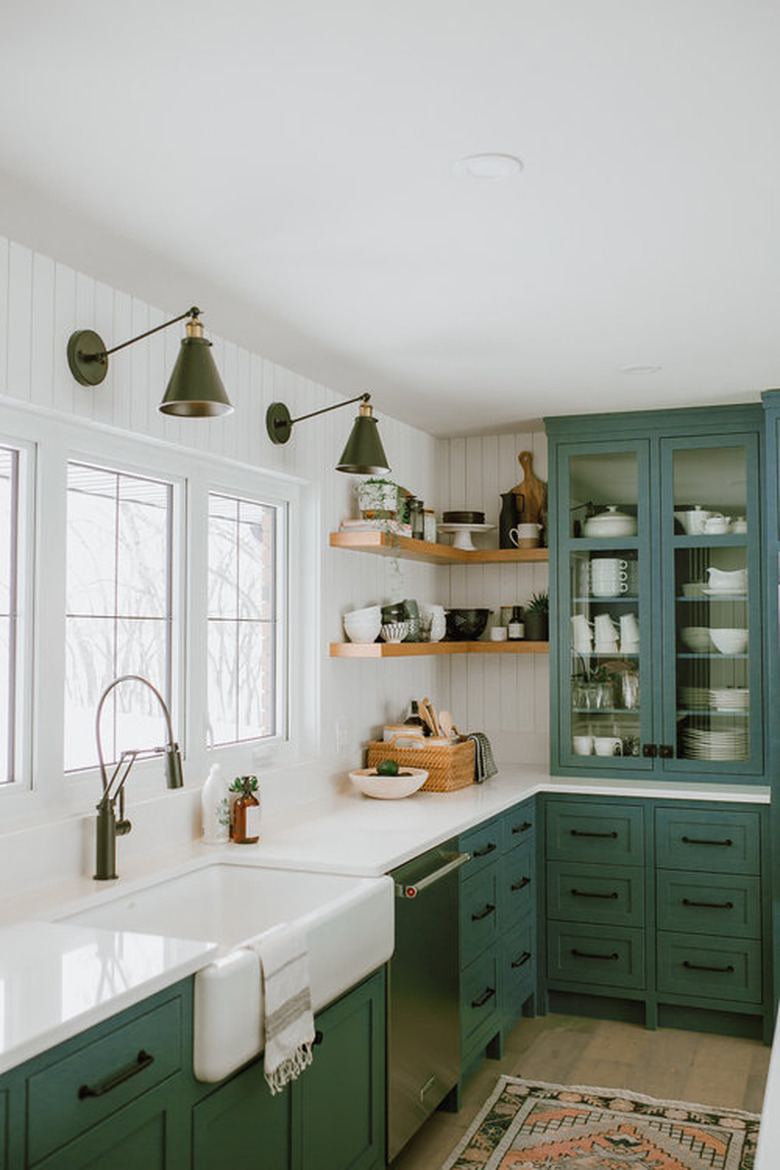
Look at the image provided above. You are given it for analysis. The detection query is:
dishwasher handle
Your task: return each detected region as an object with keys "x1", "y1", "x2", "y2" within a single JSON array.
[{"x1": 396, "y1": 852, "x2": 471, "y2": 898}]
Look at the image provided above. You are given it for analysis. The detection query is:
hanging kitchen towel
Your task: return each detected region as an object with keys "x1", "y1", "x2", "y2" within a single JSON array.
[
  {"x1": 245, "y1": 922, "x2": 316, "y2": 1094},
  {"x1": 466, "y1": 732, "x2": 497, "y2": 782}
]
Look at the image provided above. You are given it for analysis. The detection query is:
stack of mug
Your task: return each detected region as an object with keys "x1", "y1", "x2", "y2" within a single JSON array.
[{"x1": 590, "y1": 557, "x2": 636, "y2": 597}]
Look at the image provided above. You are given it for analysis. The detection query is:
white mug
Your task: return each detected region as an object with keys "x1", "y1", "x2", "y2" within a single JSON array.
[
  {"x1": 619, "y1": 613, "x2": 639, "y2": 642},
  {"x1": 510, "y1": 522, "x2": 541, "y2": 548},
  {"x1": 594, "y1": 736, "x2": 622, "y2": 757},
  {"x1": 573, "y1": 735, "x2": 594, "y2": 756},
  {"x1": 490, "y1": 626, "x2": 508, "y2": 642},
  {"x1": 594, "y1": 613, "x2": 618, "y2": 639},
  {"x1": 592, "y1": 578, "x2": 629, "y2": 597}
]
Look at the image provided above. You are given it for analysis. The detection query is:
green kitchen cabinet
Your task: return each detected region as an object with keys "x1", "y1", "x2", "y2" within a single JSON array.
[
  {"x1": 545, "y1": 405, "x2": 765, "y2": 780},
  {"x1": 190, "y1": 968, "x2": 386, "y2": 1170},
  {"x1": 544, "y1": 794, "x2": 772, "y2": 1041},
  {"x1": 0, "y1": 1084, "x2": 7, "y2": 1170},
  {"x1": 760, "y1": 389, "x2": 780, "y2": 1019}
]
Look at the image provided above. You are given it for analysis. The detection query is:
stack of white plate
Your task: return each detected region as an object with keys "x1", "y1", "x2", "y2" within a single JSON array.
[
  {"x1": 682, "y1": 727, "x2": 749, "y2": 760},
  {"x1": 709, "y1": 687, "x2": 750, "y2": 712},
  {"x1": 678, "y1": 686, "x2": 710, "y2": 710}
]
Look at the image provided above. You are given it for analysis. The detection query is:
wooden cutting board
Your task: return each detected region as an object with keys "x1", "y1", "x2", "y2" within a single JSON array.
[{"x1": 512, "y1": 451, "x2": 547, "y2": 525}]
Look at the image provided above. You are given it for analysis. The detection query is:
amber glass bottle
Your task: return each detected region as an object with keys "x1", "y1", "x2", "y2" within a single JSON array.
[{"x1": 231, "y1": 775, "x2": 261, "y2": 844}]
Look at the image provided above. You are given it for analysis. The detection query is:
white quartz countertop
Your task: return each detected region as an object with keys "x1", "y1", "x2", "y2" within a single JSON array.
[{"x1": 0, "y1": 762, "x2": 769, "y2": 1076}]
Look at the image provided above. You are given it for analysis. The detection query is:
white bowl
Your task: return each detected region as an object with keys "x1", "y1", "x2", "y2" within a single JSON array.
[
  {"x1": 710, "y1": 628, "x2": 749, "y2": 655},
  {"x1": 343, "y1": 610, "x2": 382, "y2": 643},
  {"x1": 380, "y1": 621, "x2": 410, "y2": 643},
  {"x1": 349, "y1": 767, "x2": 428, "y2": 799},
  {"x1": 680, "y1": 626, "x2": 713, "y2": 652},
  {"x1": 345, "y1": 604, "x2": 381, "y2": 619},
  {"x1": 582, "y1": 506, "x2": 637, "y2": 537}
]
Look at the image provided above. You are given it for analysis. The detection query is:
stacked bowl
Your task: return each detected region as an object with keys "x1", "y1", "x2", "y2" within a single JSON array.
[{"x1": 343, "y1": 605, "x2": 382, "y2": 644}]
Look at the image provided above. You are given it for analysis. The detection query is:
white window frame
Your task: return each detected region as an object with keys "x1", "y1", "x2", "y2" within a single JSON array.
[
  {"x1": 0, "y1": 433, "x2": 34, "y2": 794},
  {"x1": 0, "y1": 399, "x2": 312, "y2": 825}
]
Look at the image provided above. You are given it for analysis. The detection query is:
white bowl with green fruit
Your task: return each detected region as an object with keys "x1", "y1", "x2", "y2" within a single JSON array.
[{"x1": 349, "y1": 762, "x2": 428, "y2": 799}]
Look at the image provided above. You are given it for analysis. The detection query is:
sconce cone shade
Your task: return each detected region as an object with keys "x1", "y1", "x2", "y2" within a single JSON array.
[
  {"x1": 158, "y1": 320, "x2": 233, "y2": 417},
  {"x1": 336, "y1": 403, "x2": 390, "y2": 474}
]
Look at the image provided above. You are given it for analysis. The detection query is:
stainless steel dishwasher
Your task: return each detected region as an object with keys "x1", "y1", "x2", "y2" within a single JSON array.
[{"x1": 387, "y1": 839, "x2": 470, "y2": 1161}]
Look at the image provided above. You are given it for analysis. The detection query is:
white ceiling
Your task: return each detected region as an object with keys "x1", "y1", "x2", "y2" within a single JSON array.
[{"x1": 1, "y1": 1, "x2": 779, "y2": 437}]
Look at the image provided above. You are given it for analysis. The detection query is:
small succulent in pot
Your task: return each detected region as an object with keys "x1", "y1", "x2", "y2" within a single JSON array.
[{"x1": 523, "y1": 590, "x2": 549, "y2": 641}]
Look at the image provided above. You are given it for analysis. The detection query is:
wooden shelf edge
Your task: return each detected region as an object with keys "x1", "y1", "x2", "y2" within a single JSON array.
[
  {"x1": 329, "y1": 640, "x2": 549, "y2": 658},
  {"x1": 330, "y1": 531, "x2": 549, "y2": 565}
]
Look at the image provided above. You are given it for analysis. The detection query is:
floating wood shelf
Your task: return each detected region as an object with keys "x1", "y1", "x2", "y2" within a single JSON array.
[
  {"x1": 330, "y1": 531, "x2": 549, "y2": 565},
  {"x1": 330, "y1": 640, "x2": 549, "y2": 658}
]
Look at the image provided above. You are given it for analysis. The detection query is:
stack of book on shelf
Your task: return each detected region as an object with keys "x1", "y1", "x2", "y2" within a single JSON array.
[{"x1": 339, "y1": 518, "x2": 412, "y2": 537}]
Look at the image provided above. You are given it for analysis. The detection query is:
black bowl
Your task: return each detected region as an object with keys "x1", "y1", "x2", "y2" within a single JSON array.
[{"x1": 445, "y1": 607, "x2": 491, "y2": 641}]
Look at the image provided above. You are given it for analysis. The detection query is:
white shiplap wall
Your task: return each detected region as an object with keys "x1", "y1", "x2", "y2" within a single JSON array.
[
  {"x1": 435, "y1": 432, "x2": 550, "y2": 764},
  {"x1": 0, "y1": 234, "x2": 445, "y2": 817}
]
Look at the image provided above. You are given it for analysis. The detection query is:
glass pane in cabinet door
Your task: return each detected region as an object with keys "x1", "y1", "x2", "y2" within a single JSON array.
[
  {"x1": 672, "y1": 445, "x2": 750, "y2": 765},
  {"x1": 569, "y1": 545, "x2": 642, "y2": 763},
  {"x1": 568, "y1": 451, "x2": 639, "y2": 540}
]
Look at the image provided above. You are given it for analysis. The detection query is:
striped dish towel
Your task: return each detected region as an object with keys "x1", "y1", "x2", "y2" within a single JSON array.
[
  {"x1": 246, "y1": 923, "x2": 316, "y2": 1094},
  {"x1": 466, "y1": 732, "x2": 497, "y2": 782}
]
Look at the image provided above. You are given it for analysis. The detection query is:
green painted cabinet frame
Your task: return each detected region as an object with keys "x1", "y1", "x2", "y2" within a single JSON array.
[{"x1": 546, "y1": 404, "x2": 766, "y2": 781}]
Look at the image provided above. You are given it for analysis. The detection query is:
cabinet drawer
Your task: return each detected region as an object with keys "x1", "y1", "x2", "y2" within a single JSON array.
[
  {"x1": 459, "y1": 817, "x2": 503, "y2": 877},
  {"x1": 546, "y1": 801, "x2": 644, "y2": 866},
  {"x1": 460, "y1": 950, "x2": 500, "y2": 1055},
  {"x1": 502, "y1": 920, "x2": 536, "y2": 1016},
  {"x1": 655, "y1": 808, "x2": 760, "y2": 875},
  {"x1": 547, "y1": 923, "x2": 645, "y2": 990},
  {"x1": 657, "y1": 871, "x2": 761, "y2": 938},
  {"x1": 500, "y1": 839, "x2": 535, "y2": 929},
  {"x1": 657, "y1": 933, "x2": 762, "y2": 1004},
  {"x1": 460, "y1": 866, "x2": 500, "y2": 968},
  {"x1": 26, "y1": 995, "x2": 182, "y2": 1165},
  {"x1": 547, "y1": 862, "x2": 644, "y2": 927},
  {"x1": 503, "y1": 803, "x2": 535, "y2": 845}
]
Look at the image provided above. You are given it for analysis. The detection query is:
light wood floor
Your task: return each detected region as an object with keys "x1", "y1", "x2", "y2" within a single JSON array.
[{"x1": 390, "y1": 1012, "x2": 771, "y2": 1168}]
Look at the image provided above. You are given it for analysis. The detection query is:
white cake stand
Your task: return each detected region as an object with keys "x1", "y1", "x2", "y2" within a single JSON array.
[{"x1": 437, "y1": 523, "x2": 495, "y2": 551}]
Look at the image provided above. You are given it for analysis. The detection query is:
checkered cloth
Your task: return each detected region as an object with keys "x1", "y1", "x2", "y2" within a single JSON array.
[{"x1": 466, "y1": 732, "x2": 497, "y2": 782}]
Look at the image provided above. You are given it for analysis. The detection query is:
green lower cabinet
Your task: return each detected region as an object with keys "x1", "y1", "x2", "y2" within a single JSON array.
[
  {"x1": 502, "y1": 918, "x2": 536, "y2": 1025},
  {"x1": 0, "y1": 1086, "x2": 7, "y2": 1170},
  {"x1": 656, "y1": 871, "x2": 761, "y2": 938},
  {"x1": 193, "y1": 1064, "x2": 293, "y2": 1170},
  {"x1": 547, "y1": 923, "x2": 645, "y2": 991},
  {"x1": 657, "y1": 934, "x2": 763, "y2": 1004},
  {"x1": 546, "y1": 862, "x2": 644, "y2": 928}
]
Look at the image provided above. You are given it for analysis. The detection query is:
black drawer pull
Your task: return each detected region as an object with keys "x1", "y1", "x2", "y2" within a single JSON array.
[
  {"x1": 683, "y1": 960, "x2": 735, "y2": 974},
  {"x1": 512, "y1": 951, "x2": 532, "y2": 968},
  {"x1": 682, "y1": 898, "x2": 734, "y2": 911},
  {"x1": 471, "y1": 986, "x2": 496, "y2": 1008},
  {"x1": 570, "y1": 829, "x2": 618, "y2": 839},
  {"x1": 313, "y1": 1029, "x2": 324, "y2": 1046},
  {"x1": 681, "y1": 836, "x2": 733, "y2": 847},
  {"x1": 511, "y1": 877, "x2": 531, "y2": 892},
  {"x1": 473, "y1": 842, "x2": 498, "y2": 857},
  {"x1": 571, "y1": 948, "x2": 619, "y2": 961},
  {"x1": 512, "y1": 821, "x2": 533, "y2": 835},
  {"x1": 78, "y1": 1050, "x2": 154, "y2": 1100},
  {"x1": 471, "y1": 902, "x2": 496, "y2": 921},
  {"x1": 571, "y1": 888, "x2": 619, "y2": 900}
]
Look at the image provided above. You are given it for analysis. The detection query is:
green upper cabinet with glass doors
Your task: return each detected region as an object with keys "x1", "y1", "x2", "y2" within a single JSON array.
[{"x1": 545, "y1": 404, "x2": 764, "y2": 781}]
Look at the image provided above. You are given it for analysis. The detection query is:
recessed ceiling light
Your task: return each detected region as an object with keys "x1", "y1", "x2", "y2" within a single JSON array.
[
  {"x1": 453, "y1": 153, "x2": 524, "y2": 179},
  {"x1": 620, "y1": 364, "x2": 662, "y2": 375}
]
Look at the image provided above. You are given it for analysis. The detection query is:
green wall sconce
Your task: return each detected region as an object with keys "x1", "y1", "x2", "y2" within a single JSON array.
[
  {"x1": 67, "y1": 306, "x2": 233, "y2": 418},
  {"x1": 266, "y1": 392, "x2": 391, "y2": 474}
]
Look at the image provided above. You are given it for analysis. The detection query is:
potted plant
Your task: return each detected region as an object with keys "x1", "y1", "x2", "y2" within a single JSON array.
[
  {"x1": 356, "y1": 477, "x2": 401, "y2": 519},
  {"x1": 523, "y1": 589, "x2": 549, "y2": 641}
]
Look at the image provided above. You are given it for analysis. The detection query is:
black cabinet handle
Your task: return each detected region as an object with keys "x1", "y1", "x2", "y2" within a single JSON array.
[
  {"x1": 642, "y1": 744, "x2": 658, "y2": 758},
  {"x1": 471, "y1": 986, "x2": 496, "y2": 1008},
  {"x1": 571, "y1": 888, "x2": 619, "y2": 900},
  {"x1": 511, "y1": 877, "x2": 531, "y2": 892},
  {"x1": 681, "y1": 836, "x2": 733, "y2": 847},
  {"x1": 78, "y1": 1050, "x2": 154, "y2": 1100},
  {"x1": 571, "y1": 948, "x2": 619, "y2": 961},
  {"x1": 511, "y1": 821, "x2": 533, "y2": 835},
  {"x1": 473, "y1": 842, "x2": 498, "y2": 858},
  {"x1": 682, "y1": 898, "x2": 734, "y2": 910},
  {"x1": 683, "y1": 960, "x2": 735, "y2": 974},
  {"x1": 570, "y1": 829, "x2": 618, "y2": 839},
  {"x1": 471, "y1": 903, "x2": 496, "y2": 921},
  {"x1": 659, "y1": 744, "x2": 675, "y2": 759},
  {"x1": 313, "y1": 1030, "x2": 324, "y2": 1046},
  {"x1": 512, "y1": 951, "x2": 532, "y2": 968}
]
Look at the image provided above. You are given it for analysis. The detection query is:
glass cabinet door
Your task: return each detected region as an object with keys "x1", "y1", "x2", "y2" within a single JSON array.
[
  {"x1": 561, "y1": 443, "x2": 652, "y2": 770},
  {"x1": 661, "y1": 436, "x2": 761, "y2": 773}
]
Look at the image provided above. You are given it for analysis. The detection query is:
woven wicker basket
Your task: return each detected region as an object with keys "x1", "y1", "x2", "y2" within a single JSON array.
[{"x1": 366, "y1": 736, "x2": 474, "y2": 793}]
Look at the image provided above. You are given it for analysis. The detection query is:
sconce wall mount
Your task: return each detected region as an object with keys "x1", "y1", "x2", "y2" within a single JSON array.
[
  {"x1": 67, "y1": 306, "x2": 233, "y2": 418},
  {"x1": 265, "y1": 392, "x2": 391, "y2": 474}
]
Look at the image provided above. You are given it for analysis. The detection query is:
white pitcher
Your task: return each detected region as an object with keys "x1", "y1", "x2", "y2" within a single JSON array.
[{"x1": 706, "y1": 567, "x2": 747, "y2": 592}]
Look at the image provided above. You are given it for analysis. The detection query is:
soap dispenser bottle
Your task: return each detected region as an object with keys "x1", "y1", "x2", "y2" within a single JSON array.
[
  {"x1": 231, "y1": 776, "x2": 261, "y2": 844},
  {"x1": 201, "y1": 763, "x2": 230, "y2": 844}
]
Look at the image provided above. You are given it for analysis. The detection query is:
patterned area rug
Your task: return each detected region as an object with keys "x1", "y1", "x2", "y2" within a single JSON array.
[{"x1": 440, "y1": 1076, "x2": 761, "y2": 1169}]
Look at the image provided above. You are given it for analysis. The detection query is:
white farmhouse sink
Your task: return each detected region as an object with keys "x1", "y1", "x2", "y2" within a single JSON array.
[{"x1": 56, "y1": 861, "x2": 394, "y2": 1081}]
